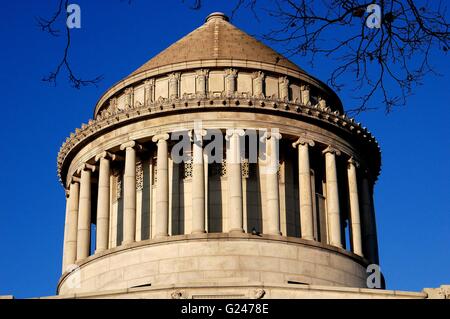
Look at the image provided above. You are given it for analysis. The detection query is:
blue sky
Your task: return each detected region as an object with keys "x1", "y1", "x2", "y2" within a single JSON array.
[{"x1": 0, "y1": 1, "x2": 448, "y2": 298}]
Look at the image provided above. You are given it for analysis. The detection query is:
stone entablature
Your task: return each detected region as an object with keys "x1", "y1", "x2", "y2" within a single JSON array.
[{"x1": 57, "y1": 94, "x2": 380, "y2": 186}]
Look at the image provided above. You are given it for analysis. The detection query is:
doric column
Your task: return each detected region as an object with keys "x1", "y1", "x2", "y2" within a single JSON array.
[
  {"x1": 361, "y1": 171, "x2": 379, "y2": 264},
  {"x1": 94, "y1": 151, "x2": 115, "y2": 253},
  {"x1": 226, "y1": 129, "x2": 245, "y2": 233},
  {"x1": 63, "y1": 177, "x2": 80, "y2": 271},
  {"x1": 191, "y1": 129, "x2": 207, "y2": 234},
  {"x1": 152, "y1": 133, "x2": 170, "y2": 237},
  {"x1": 76, "y1": 164, "x2": 95, "y2": 261},
  {"x1": 323, "y1": 146, "x2": 343, "y2": 248},
  {"x1": 292, "y1": 137, "x2": 315, "y2": 240},
  {"x1": 120, "y1": 141, "x2": 141, "y2": 245},
  {"x1": 347, "y1": 157, "x2": 363, "y2": 256},
  {"x1": 263, "y1": 131, "x2": 282, "y2": 235}
]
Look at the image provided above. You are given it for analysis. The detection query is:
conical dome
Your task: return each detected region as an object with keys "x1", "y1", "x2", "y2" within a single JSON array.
[{"x1": 129, "y1": 12, "x2": 304, "y2": 77}]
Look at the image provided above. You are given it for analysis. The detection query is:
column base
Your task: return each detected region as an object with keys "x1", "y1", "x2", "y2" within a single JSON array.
[
  {"x1": 155, "y1": 233, "x2": 169, "y2": 238},
  {"x1": 229, "y1": 229, "x2": 245, "y2": 234}
]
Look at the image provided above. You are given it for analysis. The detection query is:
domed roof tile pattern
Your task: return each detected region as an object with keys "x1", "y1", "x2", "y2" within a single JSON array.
[{"x1": 129, "y1": 12, "x2": 304, "y2": 77}]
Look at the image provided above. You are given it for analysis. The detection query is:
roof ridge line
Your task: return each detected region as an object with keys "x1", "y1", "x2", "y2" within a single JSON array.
[{"x1": 213, "y1": 18, "x2": 220, "y2": 58}]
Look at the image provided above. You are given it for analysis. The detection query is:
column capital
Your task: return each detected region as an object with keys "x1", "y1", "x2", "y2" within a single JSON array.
[
  {"x1": 252, "y1": 70, "x2": 265, "y2": 79},
  {"x1": 322, "y1": 145, "x2": 341, "y2": 156},
  {"x1": 278, "y1": 76, "x2": 289, "y2": 84},
  {"x1": 76, "y1": 163, "x2": 96, "y2": 175},
  {"x1": 347, "y1": 156, "x2": 360, "y2": 168},
  {"x1": 260, "y1": 130, "x2": 282, "y2": 142},
  {"x1": 225, "y1": 68, "x2": 238, "y2": 78},
  {"x1": 168, "y1": 72, "x2": 181, "y2": 81},
  {"x1": 94, "y1": 151, "x2": 117, "y2": 162},
  {"x1": 300, "y1": 84, "x2": 310, "y2": 90},
  {"x1": 195, "y1": 69, "x2": 209, "y2": 77},
  {"x1": 144, "y1": 78, "x2": 155, "y2": 85},
  {"x1": 120, "y1": 141, "x2": 142, "y2": 151},
  {"x1": 292, "y1": 137, "x2": 315, "y2": 148},
  {"x1": 225, "y1": 128, "x2": 245, "y2": 140},
  {"x1": 189, "y1": 129, "x2": 207, "y2": 141},
  {"x1": 152, "y1": 133, "x2": 170, "y2": 143}
]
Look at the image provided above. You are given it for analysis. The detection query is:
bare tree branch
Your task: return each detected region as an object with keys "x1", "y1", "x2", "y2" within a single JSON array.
[
  {"x1": 181, "y1": 0, "x2": 202, "y2": 10},
  {"x1": 40, "y1": 0, "x2": 449, "y2": 114},
  {"x1": 231, "y1": 0, "x2": 259, "y2": 22},
  {"x1": 38, "y1": 0, "x2": 103, "y2": 88},
  {"x1": 189, "y1": 0, "x2": 449, "y2": 114}
]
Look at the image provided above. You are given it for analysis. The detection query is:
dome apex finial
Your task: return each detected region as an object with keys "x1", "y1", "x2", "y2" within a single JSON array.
[{"x1": 205, "y1": 12, "x2": 229, "y2": 22}]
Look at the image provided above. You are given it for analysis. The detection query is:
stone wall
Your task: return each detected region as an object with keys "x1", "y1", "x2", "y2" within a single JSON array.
[{"x1": 58, "y1": 235, "x2": 367, "y2": 295}]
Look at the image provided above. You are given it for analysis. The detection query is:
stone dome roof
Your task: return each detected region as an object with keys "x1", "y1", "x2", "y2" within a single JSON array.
[{"x1": 129, "y1": 12, "x2": 304, "y2": 78}]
